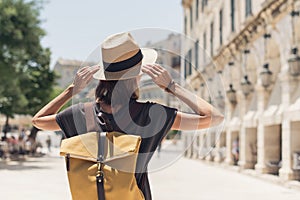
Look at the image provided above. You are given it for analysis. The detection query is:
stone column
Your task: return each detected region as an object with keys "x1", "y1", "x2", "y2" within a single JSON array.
[
  {"x1": 183, "y1": 131, "x2": 189, "y2": 157},
  {"x1": 214, "y1": 131, "x2": 226, "y2": 163},
  {"x1": 279, "y1": 74, "x2": 300, "y2": 180},
  {"x1": 225, "y1": 129, "x2": 234, "y2": 165},
  {"x1": 188, "y1": 133, "x2": 194, "y2": 158},
  {"x1": 194, "y1": 134, "x2": 200, "y2": 159},
  {"x1": 280, "y1": 119, "x2": 298, "y2": 180},
  {"x1": 199, "y1": 132, "x2": 207, "y2": 160},
  {"x1": 205, "y1": 131, "x2": 216, "y2": 161},
  {"x1": 239, "y1": 127, "x2": 250, "y2": 169},
  {"x1": 238, "y1": 92, "x2": 250, "y2": 169},
  {"x1": 255, "y1": 85, "x2": 271, "y2": 173},
  {"x1": 225, "y1": 100, "x2": 236, "y2": 165},
  {"x1": 191, "y1": 132, "x2": 200, "y2": 159}
]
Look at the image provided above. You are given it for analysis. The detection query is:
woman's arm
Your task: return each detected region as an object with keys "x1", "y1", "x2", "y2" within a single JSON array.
[
  {"x1": 142, "y1": 64, "x2": 224, "y2": 130},
  {"x1": 32, "y1": 65, "x2": 99, "y2": 130}
]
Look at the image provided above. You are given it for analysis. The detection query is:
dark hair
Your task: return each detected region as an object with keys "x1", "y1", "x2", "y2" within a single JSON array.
[{"x1": 95, "y1": 79, "x2": 139, "y2": 105}]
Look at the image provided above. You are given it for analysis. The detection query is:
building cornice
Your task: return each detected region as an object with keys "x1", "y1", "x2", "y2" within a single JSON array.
[
  {"x1": 209, "y1": 0, "x2": 293, "y2": 71},
  {"x1": 182, "y1": 0, "x2": 192, "y2": 8}
]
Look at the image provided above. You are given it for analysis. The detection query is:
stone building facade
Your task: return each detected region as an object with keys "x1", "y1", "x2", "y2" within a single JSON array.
[
  {"x1": 140, "y1": 33, "x2": 181, "y2": 107},
  {"x1": 53, "y1": 58, "x2": 84, "y2": 89},
  {"x1": 53, "y1": 58, "x2": 98, "y2": 101},
  {"x1": 181, "y1": 0, "x2": 300, "y2": 181}
]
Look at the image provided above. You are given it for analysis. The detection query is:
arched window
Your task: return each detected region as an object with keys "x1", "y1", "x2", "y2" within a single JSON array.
[{"x1": 245, "y1": 0, "x2": 252, "y2": 17}]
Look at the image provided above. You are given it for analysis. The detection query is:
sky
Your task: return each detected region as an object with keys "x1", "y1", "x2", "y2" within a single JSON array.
[{"x1": 40, "y1": 0, "x2": 183, "y2": 69}]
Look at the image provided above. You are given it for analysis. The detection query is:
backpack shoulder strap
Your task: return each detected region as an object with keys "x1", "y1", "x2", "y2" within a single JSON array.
[
  {"x1": 96, "y1": 132, "x2": 106, "y2": 200},
  {"x1": 84, "y1": 102, "x2": 97, "y2": 132}
]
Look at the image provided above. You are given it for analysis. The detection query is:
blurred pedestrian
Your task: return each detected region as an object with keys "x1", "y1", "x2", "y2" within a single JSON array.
[
  {"x1": 8, "y1": 136, "x2": 19, "y2": 159},
  {"x1": 46, "y1": 135, "x2": 51, "y2": 153},
  {"x1": 20, "y1": 128, "x2": 26, "y2": 139},
  {"x1": 232, "y1": 137, "x2": 239, "y2": 165},
  {"x1": 18, "y1": 134, "x2": 25, "y2": 156}
]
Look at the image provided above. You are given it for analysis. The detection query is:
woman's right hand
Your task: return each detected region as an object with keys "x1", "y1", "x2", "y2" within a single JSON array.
[{"x1": 72, "y1": 65, "x2": 100, "y2": 94}]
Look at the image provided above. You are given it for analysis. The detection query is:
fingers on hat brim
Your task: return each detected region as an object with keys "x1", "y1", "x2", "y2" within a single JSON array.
[
  {"x1": 93, "y1": 66, "x2": 104, "y2": 80},
  {"x1": 141, "y1": 48, "x2": 157, "y2": 65}
]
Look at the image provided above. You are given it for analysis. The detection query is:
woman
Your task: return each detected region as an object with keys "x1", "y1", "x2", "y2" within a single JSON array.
[{"x1": 32, "y1": 32, "x2": 224, "y2": 199}]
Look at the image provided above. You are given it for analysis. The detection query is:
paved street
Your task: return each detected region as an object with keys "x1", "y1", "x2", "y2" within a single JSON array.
[
  {"x1": 0, "y1": 153, "x2": 71, "y2": 200},
  {"x1": 0, "y1": 143, "x2": 300, "y2": 200},
  {"x1": 150, "y1": 156, "x2": 300, "y2": 200}
]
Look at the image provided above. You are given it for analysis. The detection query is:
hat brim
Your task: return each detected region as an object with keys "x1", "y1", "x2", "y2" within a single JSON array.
[{"x1": 93, "y1": 48, "x2": 157, "y2": 80}]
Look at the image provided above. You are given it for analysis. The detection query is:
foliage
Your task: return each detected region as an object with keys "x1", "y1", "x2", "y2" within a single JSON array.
[
  {"x1": 49, "y1": 86, "x2": 72, "y2": 111},
  {"x1": 0, "y1": 0, "x2": 57, "y2": 119},
  {"x1": 166, "y1": 130, "x2": 181, "y2": 140}
]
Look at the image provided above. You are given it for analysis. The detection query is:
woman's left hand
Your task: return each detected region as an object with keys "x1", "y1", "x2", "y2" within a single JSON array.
[
  {"x1": 72, "y1": 65, "x2": 100, "y2": 94},
  {"x1": 142, "y1": 64, "x2": 172, "y2": 90}
]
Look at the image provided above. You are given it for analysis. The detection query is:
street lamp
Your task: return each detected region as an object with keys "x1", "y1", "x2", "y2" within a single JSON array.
[
  {"x1": 241, "y1": 75, "x2": 252, "y2": 96},
  {"x1": 241, "y1": 49, "x2": 252, "y2": 96},
  {"x1": 288, "y1": 47, "x2": 300, "y2": 76},
  {"x1": 208, "y1": 96, "x2": 213, "y2": 104},
  {"x1": 226, "y1": 84, "x2": 237, "y2": 105},
  {"x1": 260, "y1": 33, "x2": 273, "y2": 88},
  {"x1": 215, "y1": 90, "x2": 225, "y2": 108},
  {"x1": 288, "y1": 8, "x2": 300, "y2": 76},
  {"x1": 260, "y1": 63, "x2": 273, "y2": 88}
]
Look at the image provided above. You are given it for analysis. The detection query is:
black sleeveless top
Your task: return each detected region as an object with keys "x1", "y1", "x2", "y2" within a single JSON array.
[{"x1": 56, "y1": 100, "x2": 177, "y2": 200}]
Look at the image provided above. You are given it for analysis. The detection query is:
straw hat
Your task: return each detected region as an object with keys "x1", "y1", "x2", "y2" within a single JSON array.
[{"x1": 93, "y1": 32, "x2": 157, "y2": 80}]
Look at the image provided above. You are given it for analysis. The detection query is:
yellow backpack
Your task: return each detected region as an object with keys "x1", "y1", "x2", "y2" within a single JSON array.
[{"x1": 59, "y1": 102, "x2": 145, "y2": 200}]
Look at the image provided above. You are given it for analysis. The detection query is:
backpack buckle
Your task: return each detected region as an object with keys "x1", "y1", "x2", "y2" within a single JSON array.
[{"x1": 96, "y1": 161, "x2": 104, "y2": 179}]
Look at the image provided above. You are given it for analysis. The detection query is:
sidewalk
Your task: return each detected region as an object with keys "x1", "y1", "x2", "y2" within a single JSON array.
[
  {"x1": 213, "y1": 161, "x2": 300, "y2": 192},
  {"x1": 150, "y1": 156, "x2": 300, "y2": 200},
  {"x1": 0, "y1": 149, "x2": 71, "y2": 200},
  {"x1": 0, "y1": 145, "x2": 300, "y2": 200}
]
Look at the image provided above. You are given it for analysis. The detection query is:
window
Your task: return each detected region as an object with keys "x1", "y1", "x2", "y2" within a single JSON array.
[
  {"x1": 230, "y1": 0, "x2": 235, "y2": 32},
  {"x1": 184, "y1": 54, "x2": 188, "y2": 78},
  {"x1": 173, "y1": 41, "x2": 177, "y2": 48},
  {"x1": 185, "y1": 49, "x2": 193, "y2": 78},
  {"x1": 190, "y1": 6, "x2": 193, "y2": 29},
  {"x1": 195, "y1": 40, "x2": 199, "y2": 69},
  {"x1": 196, "y1": 0, "x2": 199, "y2": 20},
  {"x1": 184, "y1": 16, "x2": 187, "y2": 34},
  {"x1": 188, "y1": 49, "x2": 192, "y2": 75},
  {"x1": 172, "y1": 56, "x2": 181, "y2": 67},
  {"x1": 202, "y1": 0, "x2": 208, "y2": 12},
  {"x1": 203, "y1": 32, "x2": 207, "y2": 64},
  {"x1": 210, "y1": 22, "x2": 214, "y2": 56},
  {"x1": 219, "y1": 9, "x2": 223, "y2": 45},
  {"x1": 245, "y1": 0, "x2": 252, "y2": 17}
]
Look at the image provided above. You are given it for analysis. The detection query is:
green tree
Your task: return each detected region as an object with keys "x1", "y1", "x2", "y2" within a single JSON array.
[{"x1": 0, "y1": 0, "x2": 56, "y2": 139}]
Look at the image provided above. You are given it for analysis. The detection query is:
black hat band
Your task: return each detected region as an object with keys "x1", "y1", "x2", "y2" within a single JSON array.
[{"x1": 103, "y1": 49, "x2": 143, "y2": 72}]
